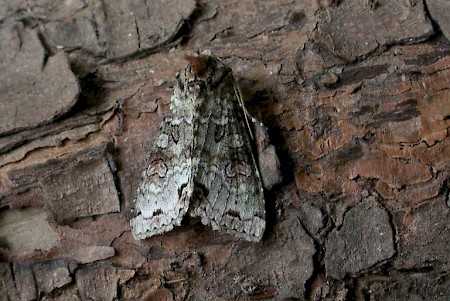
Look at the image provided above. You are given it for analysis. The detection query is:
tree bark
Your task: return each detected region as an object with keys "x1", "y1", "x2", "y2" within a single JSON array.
[{"x1": 0, "y1": 0, "x2": 449, "y2": 300}]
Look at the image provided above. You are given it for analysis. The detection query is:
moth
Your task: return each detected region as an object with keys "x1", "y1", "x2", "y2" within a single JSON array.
[{"x1": 130, "y1": 55, "x2": 265, "y2": 242}]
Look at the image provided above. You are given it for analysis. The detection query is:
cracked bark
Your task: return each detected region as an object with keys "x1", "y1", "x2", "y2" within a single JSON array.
[{"x1": 0, "y1": 0, "x2": 449, "y2": 300}]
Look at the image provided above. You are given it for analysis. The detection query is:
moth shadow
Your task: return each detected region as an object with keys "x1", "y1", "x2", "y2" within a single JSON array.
[{"x1": 243, "y1": 86, "x2": 298, "y2": 240}]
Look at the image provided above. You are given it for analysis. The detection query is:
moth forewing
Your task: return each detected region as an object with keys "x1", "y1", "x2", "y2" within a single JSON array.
[{"x1": 130, "y1": 55, "x2": 265, "y2": 242}]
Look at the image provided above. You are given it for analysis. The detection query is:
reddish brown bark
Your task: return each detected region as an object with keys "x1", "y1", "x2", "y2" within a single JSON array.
[{"x1": 0, "y1": 0, "x2": 449, "y2": 300}]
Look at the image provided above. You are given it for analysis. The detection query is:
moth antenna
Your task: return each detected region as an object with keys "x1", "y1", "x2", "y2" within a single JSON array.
[{"x1": 233, "y1": 78, "x2": 255, "y2": 141}]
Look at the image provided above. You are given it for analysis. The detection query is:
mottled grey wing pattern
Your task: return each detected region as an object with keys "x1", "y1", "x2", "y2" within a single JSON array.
[
  {"x1": 130, "y1": 87, "x2": 194, "y2": 239},
  {"x1": 189, "y1": 62, "x2": 265, "y2": 242},
  {"x1": 131, "y1": 55, "x2": 265, "y2": 242}
]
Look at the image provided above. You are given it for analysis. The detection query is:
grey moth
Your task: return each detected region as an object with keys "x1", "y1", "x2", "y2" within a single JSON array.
[{"x1": 130, "y1": 55, "x2": 265, "y2": 242}]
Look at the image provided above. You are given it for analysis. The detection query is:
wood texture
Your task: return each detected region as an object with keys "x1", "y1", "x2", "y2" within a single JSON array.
[{"x1": 0, "y1": 0, "x2": 449, "y2": 300}]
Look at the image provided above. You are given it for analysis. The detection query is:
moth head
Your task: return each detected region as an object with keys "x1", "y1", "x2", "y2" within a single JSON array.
[{"x1": 181, "y1": 55, "x2": 231, "y2": 96}]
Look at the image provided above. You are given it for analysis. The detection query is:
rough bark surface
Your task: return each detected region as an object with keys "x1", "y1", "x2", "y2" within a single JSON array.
[{"x1": 0, "y1": 0, "x2": 449, "y2": 300}]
